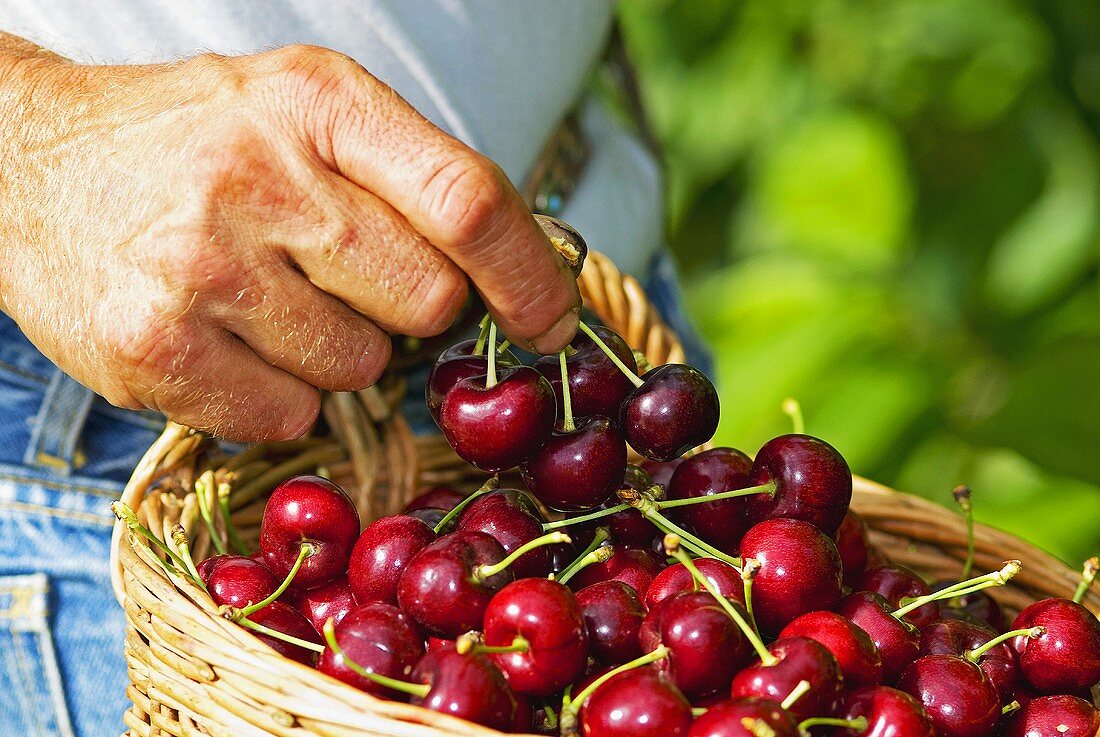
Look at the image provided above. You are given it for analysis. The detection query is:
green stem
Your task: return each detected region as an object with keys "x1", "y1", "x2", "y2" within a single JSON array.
[
  {"x1": 656, "y1": 480, "x2": 778, "y2": 510},
  {"x1": 485, "y1": 321, "x2": 498, "y2": 389},
  {"x1": 798, "y1": 716, "x2": 867, "y2": 732},
  {"x1": 554, "y1": 527, "x2": 610, "y2": 583},
  {"x1": 666, "y1": 536, "x2": 773, "y2": 665},
  {"x1": 559, "y1": 645, "x2": 670, "y2": 724},
  {"x1": 691, "y1": 707, "x2": 709, "y2": 718},
  {"x1": 966, "y1": 627, "x2": 1044, "y2": 663},
  {"x1": 497, "y1": 339, "x2": 512, "y2": 353},
  {"x1": 953, "y1": 484, "x2": 974, "y2": 581},
  {"x1": 170, "y1": 525, "x2": 206, "y2": 589},
  {"x1": 239, "y1": 617, "x2": 325, "y2": 654},
  {"x1": 238, "y1": 543, "x2": 312, "y2": 618},
  {"x1": 217, "y1": 482, "x2": 250, "y2": 555},
  {"x1": 540, "y1": 700, "x2": 558, "y2": 730},
  {"x1": 1001, "y1": 701, "x2": 1021, "y2": 716},
  {"x1": 781, "y1": 398, "x2": 805, "y2": 435},
  {"x1": 473, "y1": 314, "x2": 491, "y2": 356},
  {"x1": 433, "y1": 476, "x2": 499, "y2": 535},
  {"x1": 559, "y1": 350, "x2": 575, "y2": 432},
  {"x1": 475, "y1": 532, "x2": 572, "y2": 580},
  {"x1": 459, "y1": 634, "x2": 530, "y2": 656},
  {"x1": 781, "y1": 680, "x2": 811, "y2": 710},
  {"x1": 742, "y1": 558, "x2": 761, "y2": 637},
  {"x1": 557, "y1": 546, "x2": 613, "y2": 586},
  {"x1": 894, "y1": 561, "x2": 1020, "y2": 620},
  {"x1": 321, "y1": 619, "x2": 428, "y2": 695},
  {"x1": 577, "y1": 321, "x2": 643, "y2": 388},
  {"x1": 542, "y1": 503, "x2": 631, "y2": 532},
  {"x1": 639, "y1": 499, "x2": 742, "y2": 570},
  {"x1": 195, "y1": 476, "x2": 226, "y2": 556},
  {"x1": 112, "y1": 502, "x2": 202, "y2": 586},
  {"x1": 1073, "y1": 556, "x2": 1098, "y2": 604}
]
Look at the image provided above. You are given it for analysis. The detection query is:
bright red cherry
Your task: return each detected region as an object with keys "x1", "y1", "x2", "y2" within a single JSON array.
[
  {"x1": 576, "y1": 580, "x2": 646, "y2": 665},
  {"x1": 568, "y1": 546, "x2": 665, "y2": 595},
  {"x1": 403, "y1": 486, "x2": 466, "y2": 513},
  {"x1": 259, "y1": 475, "x2": 360, "y2": 589},
  {"x1": 666, "y1": 447, "x2": 753, "y2": 555},
  {"x1": 745, "y1": 434, "x2": 852, "y2": 535},
  {"x1": 245, "y1": 601, "x2": 323, "y2": 666},
  {"x1": 284, "y1": 575, "x2": 356, "y2": 634},
  {"x1": 198, "y1": 554, "x2": 278, "y2": 610},
  {"x1": 738, "y1": 518, "x2": 843, "y2": 635},
  {"x1": 857, "y1": 565, "x2": 939, "y2": 628},
  {"x1": 318, "y1": 603, "x2": 425, "y2": 698},
  {"x1": 533, "y1": 325, "x2": 638, "y2": 421},
  {"x1": 522, "y1": 417, "x2": 627, "y2": 512},
  {"x1": 835, "y1": 685, "x2": 935, "y2": 737},
  {"x1": 580, "y1": 667, "x2": 693, "y2": 737},
  {"x1": 919, "y1": 619, "x2": 1017, "y2": 704},
  {"x1": 897, "y1": 655, "x2": 1001, "y2": 737},
  {"x1": 456, "y1": 489, "x2": 551, "y2": 578},
  {"x1": 687, "y1": 697, "x2": 800, "y2": 737},
  {"x1": 835, "y1": 509, "x2": 871, "y2": 586},
  {"x1": 838, "y1": 591, "x2": 921, "y2": 683},
  {"x1": 620, "y1": 364, "x2": 720, "y2": 462},
  {"x1": 1011, "y1": 598, "x2": 1100, "y2": 695},
  {"x1": 779, "y1": 610, "x2": 884, "y2": 686},
  {"x1": 645, "y1": 558, "x2": 745, "y2": 610},
  {"x1": 347, "y1": 514, "x2": 436, "y2": 606},
  {"x1": 729, "y1": 636, "x2": 844, "y2": 723},
  {"x1": 411, "y1": 644, "x2": 518, "y2": 731},
  {"x1": 1003, "y1": 695, "x2": 1100, "y2": 737},
  {"x1": 425, "y1": 339, "x2": 518, "y2": 421}
]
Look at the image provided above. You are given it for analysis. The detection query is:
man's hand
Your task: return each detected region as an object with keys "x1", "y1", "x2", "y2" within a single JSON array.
[{"x1": 0, "y1": 43, "x2": 580, "y2": 440}]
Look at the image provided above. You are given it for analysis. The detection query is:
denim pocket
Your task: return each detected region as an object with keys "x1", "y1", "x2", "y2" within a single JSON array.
[{"x1": 0, "y1": 573, "x2": 76, "y2": 737}]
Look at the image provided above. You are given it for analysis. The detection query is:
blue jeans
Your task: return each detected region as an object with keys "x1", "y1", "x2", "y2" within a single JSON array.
[{"x1": 0, "y1": 249, "x2": 707, "y2": 737}]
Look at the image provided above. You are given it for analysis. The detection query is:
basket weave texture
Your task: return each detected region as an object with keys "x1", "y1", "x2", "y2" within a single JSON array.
[{"x1": 111, "y1": 250, "x2": 1100, "y2": 737}]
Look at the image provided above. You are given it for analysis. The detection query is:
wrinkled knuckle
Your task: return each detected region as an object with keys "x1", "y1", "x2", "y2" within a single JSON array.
[
  {"x1": 422, "y1": 152, "x2": 510, "y2": 249},
  {"x1": 406, "y1": 264, "x2": 468, "y2": 337},
  {"x1": 265, "y1": 44, "x2": 362, "y2": 104}
]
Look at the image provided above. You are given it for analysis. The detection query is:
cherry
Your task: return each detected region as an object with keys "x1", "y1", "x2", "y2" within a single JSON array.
[
  {"x1": 620, "y1": 364, "x2": 720, "y2": 462},
  {"x1": 522, "y1": 416, "x2": 627, "y2": 512},
  {"x1": 745, "y1": 434, "x2": 852, "y2": 535},
  {"x1": 259, "y1": 475, "x2": 360, "y2": 589},
  {"x1": 482, "y1": 578, "x2": 588, "y2": 696},
  {"x1": 931, "y1": 585, "x2": 1006, "y2": 631},
  {"x1": 318, "y1": 603, "x2": 425, "y2": 698},
  {"x1": 779, "y1": 610, "x2": 884, "y2": 687},
  {"x1": 456, "y1": 489, "x2": 552, "y2": 578},
  {"x1": 567, "y1": 546, "x2": 664, "y2": 594},
  {"x1": 642, "y1": 458, "x2": 685, "y2": 488},
  {"x1": 729, "y1": 636, "x2": 844, "y2": 722},
  {"x1": 244, "y1": 601, "x2": 324, "y2": 666},
  {"x1": 645, "y1": 557, "x2": 745, "y2": 610},
  {"x1": 1011, "y1": 598, "x2": 1100, "y2": 694},
  {"x1": 838, "y1": 591, "x2": 921, "y2": 682},
  {"x1": 533, "y1": 325, "x2": 638, "y2": 422},
  {"x1": 403, "y1": 486, "x2": 466, "y2": 513},
  {"x1": 425, "y1": 338, "x2": 518, "y2": 421},
  {"x1": 404, "y1": 507, "x2": 449, "y2": 529},
  {"x1": 347, "y1": 514, "x2": 436, "y2": 606},
  {"x1": 284, "y1": 575, "x2": 356, "y2": 634},
  {"x1": 687, "y1": 697, "x2": 800, "y2": 737},
  {"x1": 835, "y1": 685, "x2": 935, "y2": 737},
  {"x1": 666, "y1": 447, "x2": 753, "y2": 555},
  {"x1": 835, "y1": 510, "x2": 871, "y2": 586},
  {"x1": 640, "y1": 590, "x2": 753, "y2": 697},
  {"x1": 426, "y1": 636, "x2": 451, "y2": 653},
  {"x1": 579, "y1": 666, "x2": 693, "y2": 737},
  {"x1": 411, "y1": 644, "x2": 518, "y2": 731},
  {"x1": 857, "y1": 565, "x2": 939, "y2": 628},
  {"x1": 438, "y1": 364, "x2": 556, "y2": 472},
  {"x1": 738, "y1": 518, "x2": 843, "y2": 635},
  {"x1": 576, "y1": 580, "x2": 646, "y2": 665},
  {"x1": 897, "y1": 655, "x2": 1001, "y2": 737},
  {"x1": 198, "y1": 554, "x2": 278, "y2": 610},
  {"x1": 919, "y1": 619, "x2": 1018, "y2": 704},
  {"x1": 1003, "y1": 695, "x2": 1100, "y2": 737}
]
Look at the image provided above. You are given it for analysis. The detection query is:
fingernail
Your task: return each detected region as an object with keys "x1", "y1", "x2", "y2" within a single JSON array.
[{"x1": 531, "y1": 307, "x2": 580, "y2": 355}]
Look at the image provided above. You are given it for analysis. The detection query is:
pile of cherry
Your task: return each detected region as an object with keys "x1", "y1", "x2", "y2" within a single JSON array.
[{"x1": 129, "y1": 316, "x2": 1100, "y2": 737}]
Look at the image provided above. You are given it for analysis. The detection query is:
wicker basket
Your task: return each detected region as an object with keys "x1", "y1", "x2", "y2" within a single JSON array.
[{"x1": 111, "y1": 250, "x2": 1099, "y2": 737}]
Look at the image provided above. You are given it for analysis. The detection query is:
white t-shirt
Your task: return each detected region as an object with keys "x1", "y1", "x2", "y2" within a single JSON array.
[{"x1": 0, "y1": 0, "x2": 663, "y2": 276}]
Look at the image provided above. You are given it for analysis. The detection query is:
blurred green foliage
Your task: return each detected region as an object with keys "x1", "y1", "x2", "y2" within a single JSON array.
[{"x1": 618, "y1": 0, "x2": 1100, "y2": 564}]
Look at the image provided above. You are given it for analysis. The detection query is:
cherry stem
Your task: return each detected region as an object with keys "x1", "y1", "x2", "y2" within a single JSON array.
[
  {"x1": 665, "y1": 535, "x2": 775, "y2": 666},
  {"x1": 456, "y1": 632, "x2": 530, "y2": 656},
  {"x1": 742, "y1": 558, "x2": 762, "y2": 637},
  {"x1": 635, "y1": 493, "x2": 743, "y2": 570},
  {"x1": 540, "y1": 700, "x2": 559, "y2": 731},
  {"x1": 656, "y1": 480, "x2": 778, "y2": 509},
  {"x1": 557, "y1": 545, "x2": 613, "y2": 587},
  {"x1": 741, "y1": 718, "x2": 779, "y2": 737},
  {"x1": 558, "y1": 645, "x2": 671, "y2": 726},
  {"x1": 433, "y1": 475, "x2": 500, "y2": 535},
  {"x1": 238, "y1": 542, "x2": 312, "y2": 618},
  {"x1": 543, "y1": 503, "x2": 631, "y2": 531},
  {"x1": 558, "y1": 350, "x2": 576, "y2": 432},
  {"x1": 497, "y1": 339, "x2": 512, "y2": 354},
  {"x1": 1072, "y1": 556, "x2": 1098, "y2": 604},
  {"x1": 485, "y1": 321, "x2": 499, "y2": 389},
  {"x1": 238, "y1": 616, "x2": 324, "y2": 654},
  {"x1": 798, "y1": 717, "x2": 868, "y2": 733},
  {"x1": 473, "y1": 314, "x2": 491, "y2": 356},
  {"x1": 112, "y1": 502, "x2": 204, "y2": 589},
  {"x1": 217, "y1": 482, "x2": 250, "y2": 556},
  {"x1": 322, "y1": 618, "x2": 428, "y2": 695},
  {"x1": 195, "y1": 473, "x2": 226, "y2": 556},
  {"x1": 966, "y1": 626, "x2": 1044, "y2": 663},
  {"x1": 953, "y1": 484, "x2": 975, "y2": 581},
  {"x1": 893, "y1": 561, "x2": 1020, "y2": 620},
  {"x1": 782, "y1": 398, "x2": 805, "y2": 435},
  {"x1": 577, "y1": 321, "x2": 643, "y2": 388},
  {"x1": 781, "y1": 680, "x2": 811, "y2": 710},
  {"x1": 1001, "y1": 700, "x2": 1021, "y2": 716},
  {"x1": 170, "y1": 524, "x2": 205, "y2": 586},
  {"x1": 475, "y1": 531, "x2": 572, "y2": 580},
  {"x1": 554, "y1": 527, "x2": 610, "y2": 584}
]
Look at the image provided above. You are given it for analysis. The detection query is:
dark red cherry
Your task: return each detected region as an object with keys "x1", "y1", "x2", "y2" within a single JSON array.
[
  {"x1": 425, "y1": 339, "x2": 518, "y2": 421},
  {"x1": 426, "y1": 636, "x2": 451, "y2": 653},
  {"x1": 838, "y1": 591, "x2": 921, "y2": 683},
  {"x1": 567, "y1": 546, "x2": 664, "y2": 594},
  {"x1": 1003, "y1": 695, "x2": 1100, "y2": 737},
  {"x1": 533, "y1": 324, "x2": 638, "y2": 421},
  {"x1": 919, "y1": 619, "x2": 1017, "y2": 704},
  {"x1": 578, "y1": 500, "x2": 656, "y2": 549},
  {"x1": 729, "y1": 636, "x2": 843, "y2": 722},
  {"x1": 285, "y1": 575, "x2": 356, "y2": 634},
  {"x1": 666, "y1": 447, "x2": 753, "y2": 555},
  {"x1": 483, "y1": 578, "x2": 588, "y2": 696},
  {"x1": 580, "y1": 667, "x2": 693, "y2": 737},
  {"x1": 745, "y1": 434, "x2": 852, "y2": 535},
  {"x1": 347, "y1": 514, "x2": 436, "y2": 606},
  {"x1": 411, "y1": 644, "x2": 518, "y2": 731},
  {"x1": 403, "y1": 486, "x2": 466, "y2": 513},
  {"x1": 396, "y1": 530, "x2": 513, "y2": 638},
  {"x1": 857, "y1": 565, "x2": 939, "y2": 628},
  {"x1": 645, "y1": 557, "x2": 745, "y2": 610},
  {"x1": 931, "y1": 584, "x2": 1005, "y2": 632},
  {"x1": 199, "y1": 554, "x2": 278, "y2": 610},
  {"x1": 738, "y1": 518, "x2": 843, "y2": 635},
  {"x1": 438, "y1": 366, "x2": 556, "y2": 472},
  {"x1": 687, "y1": 697, "x2": 800, "y2": 737},
  {"x1": 640, "y1": 591, "x2": 752, "y2": 697},
  {"x1": 576, "y1": 581, "x2": 646, "y2": 665},
  {"x1": 642, "y1": 458, "x2": 685, "y2": 489},
  {"x1": 456, "y1": 489, "x2": 551, "y2": 578},
  {"x1": 259, "y1": 475, "x2": 360, "y2": 589},
  {"x1": 1011, "y1": 598, "x2": 1100, "y2": 694},
  {"x1": 404, "y1": 507, "x2": 448, "y2": 529},
  {"x1": 835, "y1": 510, "x2": 871, "y2": 586},
  {"x1": 245, "y1": 601, "x2": 323, "y2": 666},
  {"x1": 620, "y1": 364, "x2": 720, "y2": 462},
  {"x1": 897, "y1": 655, "x2": 1001, "y2": 737},
  {"x1": 779, "y1": 610, "x2": 884, "y2": 687},
  {"x1": 522, "y1": 417, "x2": 627, "y2": 512},
  {"x1": 318, "y1": 603, "x2": 425, "y2": 698},
  {"x1": 836, "y1": 685, "x2": 935, "y2": 737}
]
